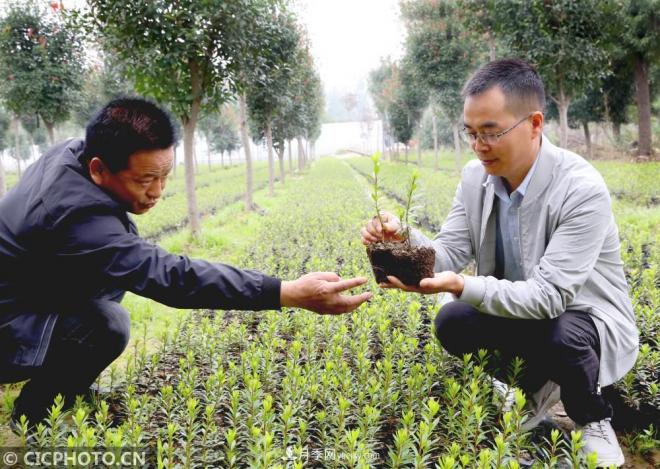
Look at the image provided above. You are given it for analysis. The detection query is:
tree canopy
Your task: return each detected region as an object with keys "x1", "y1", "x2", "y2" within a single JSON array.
[{"x1": 0, "y1": 0, "x2": 85, "y2": 143}]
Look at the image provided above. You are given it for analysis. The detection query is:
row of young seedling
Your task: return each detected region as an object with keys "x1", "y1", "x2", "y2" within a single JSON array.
[
  {"x1": 12, "y1": 158, "x2": 614, "y2": 467},
  {"x1": 137, "y1": 163, "x2": 273, "y2": 239}
]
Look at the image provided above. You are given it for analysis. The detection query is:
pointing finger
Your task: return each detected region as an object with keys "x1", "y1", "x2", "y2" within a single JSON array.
[{"x1": 325, "y1": 276, "x2": 368, "y2": 293}]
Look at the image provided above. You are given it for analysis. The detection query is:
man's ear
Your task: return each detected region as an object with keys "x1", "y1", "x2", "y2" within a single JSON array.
[
  {"x1": 531, "y1": 111, "x2": 544, "y2": 138},
  {"x1": 88, "y1": 157, "x2": 106, "y2": 185}
]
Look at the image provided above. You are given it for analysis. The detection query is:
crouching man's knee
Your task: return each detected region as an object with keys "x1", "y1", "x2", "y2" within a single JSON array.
[
  {"x1": 433, "y1": 301, "x2": 474, "y2": 356},
  {"x1": 91, "y1": 300, "x2": 131, "y2": 359}
]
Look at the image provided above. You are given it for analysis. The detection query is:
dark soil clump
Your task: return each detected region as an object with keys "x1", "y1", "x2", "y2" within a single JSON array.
[{"x1": 367, "y1": 242, "x2": 435, "y2": 286}]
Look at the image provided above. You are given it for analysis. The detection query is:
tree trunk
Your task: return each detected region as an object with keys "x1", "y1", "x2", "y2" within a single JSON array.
[
  {"x1": 0, "y1": 153, "x2": 5, "y2": 197},
  {"x1": 228, "y1": 150, "x2": 232, "y2": 165},
  {"x1": 583, "y1": 121, "x2": 592, "y2": 159},
  {"x1": 207, "y1": 146, "x2": 212, "y2": 172},
  {"x1": 432, "y1": 112, "x2": 439, "y2": 171},
  {"x1": 555, "y1": 82, "x2": 570, "y2": 149},
  {"x1": 277, "y1": 148, "x2": 285, "y2": 185},
  {"x1": 288, "y1": 140, "x2": 293, "y2": 172},
  {"x1": 182, "y1": 60, "x2": 202, "y2": 237},
  {"x1": 182, "y1": 115, "x2": 201, "y2": 237},
  {"x1": 452, "y1": 122, "x2": 461, "y2": 172},
  {"x1": 45, "y1": 121, "x2": 55, "y2": 145},
  {"x1": 417, "y1": 135, "x2": 421, "y2": 166},
  {"x1": 613, "y1": 123, "x2": 621, "y2": 143},
  {"x1": 405, "y1": 144, "x2": 408, "y2": 163},
  {"x1": 194, "y1": 145, "x2": 199, "y2": 174},
  {"x1": 633, "y1": 55, "x2": 652, "y2": 157},
  {"x1": 297, "y1": 137, "x2": 305, "y2": 171},
  {"x1": 239, "y1": 93, "x2": 254, "y2": 211},
  {"x1": 265, "y1": 122, "x2": 275, "y2": 196}
]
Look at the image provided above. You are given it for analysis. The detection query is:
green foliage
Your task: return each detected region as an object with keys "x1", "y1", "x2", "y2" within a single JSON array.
[
  {"x1": 73, "y1": 57, "x2": 135, "y2": 129},
  {"x1": 368, "y1": 58, "x2": 397, "y2": 119},
  {"x1": 246, "y1": 10, "x2": 300, "y2": 137},
  {"x1": 487, "y1": 0, "x2": 617, "y2": 104},
  {"x1": 388, "y1": 60, "x2": 428, "y2": 146},
  {"x1": 0, "y1": 0, "x2": 85, "y2": 133},
  {"x1": 198, "y1": 107, "x2": 241, "y2": 156},
  {"x1": 86, "y1": 0, "x2": 252, "y2": 120},
  {"x1": 621, "y1": 0, "x2": 660, "y2": 64},
  {"x1": 401, "y1": 0, "x2": 478, "y2": 122}
]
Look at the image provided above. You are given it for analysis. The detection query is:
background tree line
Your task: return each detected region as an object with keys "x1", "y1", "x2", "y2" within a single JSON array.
[
  {"x1": 369, "y1": 0, "x2": 659, "y2": 168},
  {"x1": 0, "y1": 0, "x2": 323, "y2": 238}
]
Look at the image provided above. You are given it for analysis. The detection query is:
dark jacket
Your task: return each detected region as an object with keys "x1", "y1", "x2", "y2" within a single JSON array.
[{"x1": 0, "y1": 138, "x2": 281, "y2": 367}]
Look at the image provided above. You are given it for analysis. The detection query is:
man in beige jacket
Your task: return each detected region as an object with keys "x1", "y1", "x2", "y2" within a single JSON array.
[{"x1": 361, "y1": 59, "x2": 639, "y2": 467}]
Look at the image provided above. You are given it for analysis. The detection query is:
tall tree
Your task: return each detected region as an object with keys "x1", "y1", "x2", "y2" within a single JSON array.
[
  {"x1": 368, "y1": 58, "x2": 399, "y2": 159},
  {"x1": 87, "y1": 0, "x2": 280, "y2": 233},
  {"x1": 247, "y1": 11, "x2": 300, "y2": 196},
  {"x1": 487, "y1": 0, "x2": 617, "y2": 148},
  {"x1": 0, "y1": 0, "x2": 85, "y2": 144},
  {"x1": 618, "y1": 0, "x2": 658, "y2": 157},
  {"x1": 568, "y1": 85, "x2": 606, "y2": 159},
  {"x1": 602, "y1": 58, "x2": 635, "y2": 145},
  {"x1": 199, "y1": 106, "x2": 241, "y2": 169},
  {"x1": 281, "y1": 40, "x2": 323, "y2": 172},
  {"x1": 387, "y1": 61, "x2": 427, "y2": 163},
  {"x1": 401, "y1": 0, "x2": 478, "y2": 170}
]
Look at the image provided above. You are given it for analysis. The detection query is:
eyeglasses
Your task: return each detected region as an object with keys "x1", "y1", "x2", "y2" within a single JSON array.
[{"x1": 460, "y1": 113, "x2": 533, "y2": 146}]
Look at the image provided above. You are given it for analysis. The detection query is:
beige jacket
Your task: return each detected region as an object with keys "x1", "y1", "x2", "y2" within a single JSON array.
[{"x1": 412, "y1": 136, "x2": 639, "y2": 386}]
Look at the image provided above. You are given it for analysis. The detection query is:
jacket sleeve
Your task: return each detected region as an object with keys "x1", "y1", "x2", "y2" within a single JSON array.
[
  {"x1": 459, "y1": 183, "x2": 612, "y2": 319},
  {"x1": 410, "y1": 172, "x2": 474, "y2": 274},
  {"x1": 53, "y1": 211, "x2": 282, "y2": 310}
]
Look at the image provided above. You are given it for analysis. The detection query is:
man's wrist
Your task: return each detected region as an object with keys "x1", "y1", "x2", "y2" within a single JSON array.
[
  {"x1": 280, "y1": 280, "x2": 296, "y2": 308},
  {"x1": 452, "y1": 273, "x2": 465, "y2": 296}
]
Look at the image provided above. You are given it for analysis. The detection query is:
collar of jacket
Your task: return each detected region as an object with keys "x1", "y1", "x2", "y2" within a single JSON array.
[{"x1": 476, "y1": 134, "x2": 557, "y2": 271}]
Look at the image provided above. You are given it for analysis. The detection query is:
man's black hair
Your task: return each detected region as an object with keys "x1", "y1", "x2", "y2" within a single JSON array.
[
  {"x1": 82, "y1": 97, "x2": 179, "y2": 173},
  {"x1": 462, "y1": 58, "x2": 546, "y2": 114}
]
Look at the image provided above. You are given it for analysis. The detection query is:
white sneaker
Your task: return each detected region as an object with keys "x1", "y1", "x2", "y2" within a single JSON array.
[
  {"x1": 521, "y1": 380, "x2": 561, "y2": 432},
  {"x1": 578, "y1": 418, "x2": 625, "y2": 467}
]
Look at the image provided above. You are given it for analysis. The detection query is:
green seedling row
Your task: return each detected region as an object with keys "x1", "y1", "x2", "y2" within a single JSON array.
[{"x1": 8, "y1": 158, "x2": 632, "y2": 468}]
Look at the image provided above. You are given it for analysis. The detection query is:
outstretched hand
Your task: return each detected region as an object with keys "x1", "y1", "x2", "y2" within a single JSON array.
[
  {"x1": 280, "y1": 272, "x2": 373, "y2": 315},
  {"x1": 379, "y1": 271, "x2": 465, "y2": 296}
]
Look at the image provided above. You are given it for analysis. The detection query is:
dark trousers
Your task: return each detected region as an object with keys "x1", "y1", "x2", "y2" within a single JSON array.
[
  {"x1": 1, "y1": 300, "x2": 130, "y2": 425},
  {"x1": 434, "y1": 301, "x2": 613, "y2": 425}
]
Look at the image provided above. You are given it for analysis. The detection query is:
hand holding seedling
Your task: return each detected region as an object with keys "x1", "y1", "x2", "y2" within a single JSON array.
[
  {"x1": 280, "y1": 272, "x2": 373, "y2": 314},
  {"x1": 361, "y1": 210, "x2": 404, "y2": 245},
  {"x1": 379, "y1": 271, "x2": 465, "y2": 296}
]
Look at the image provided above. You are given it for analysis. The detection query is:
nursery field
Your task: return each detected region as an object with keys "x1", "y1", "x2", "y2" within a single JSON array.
[{"x1": 0, "y1": 155, "x2": 658, "y2": 468}]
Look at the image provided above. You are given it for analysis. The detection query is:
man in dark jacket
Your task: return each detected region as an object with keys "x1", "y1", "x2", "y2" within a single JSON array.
[{"x1": 0, "y1": 97, "x2": 372, "y2": 427}]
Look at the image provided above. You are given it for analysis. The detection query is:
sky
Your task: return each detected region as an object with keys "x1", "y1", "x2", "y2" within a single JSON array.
[{"x1": 296, "y1": 0, "x2": 405, "y2": 94}]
